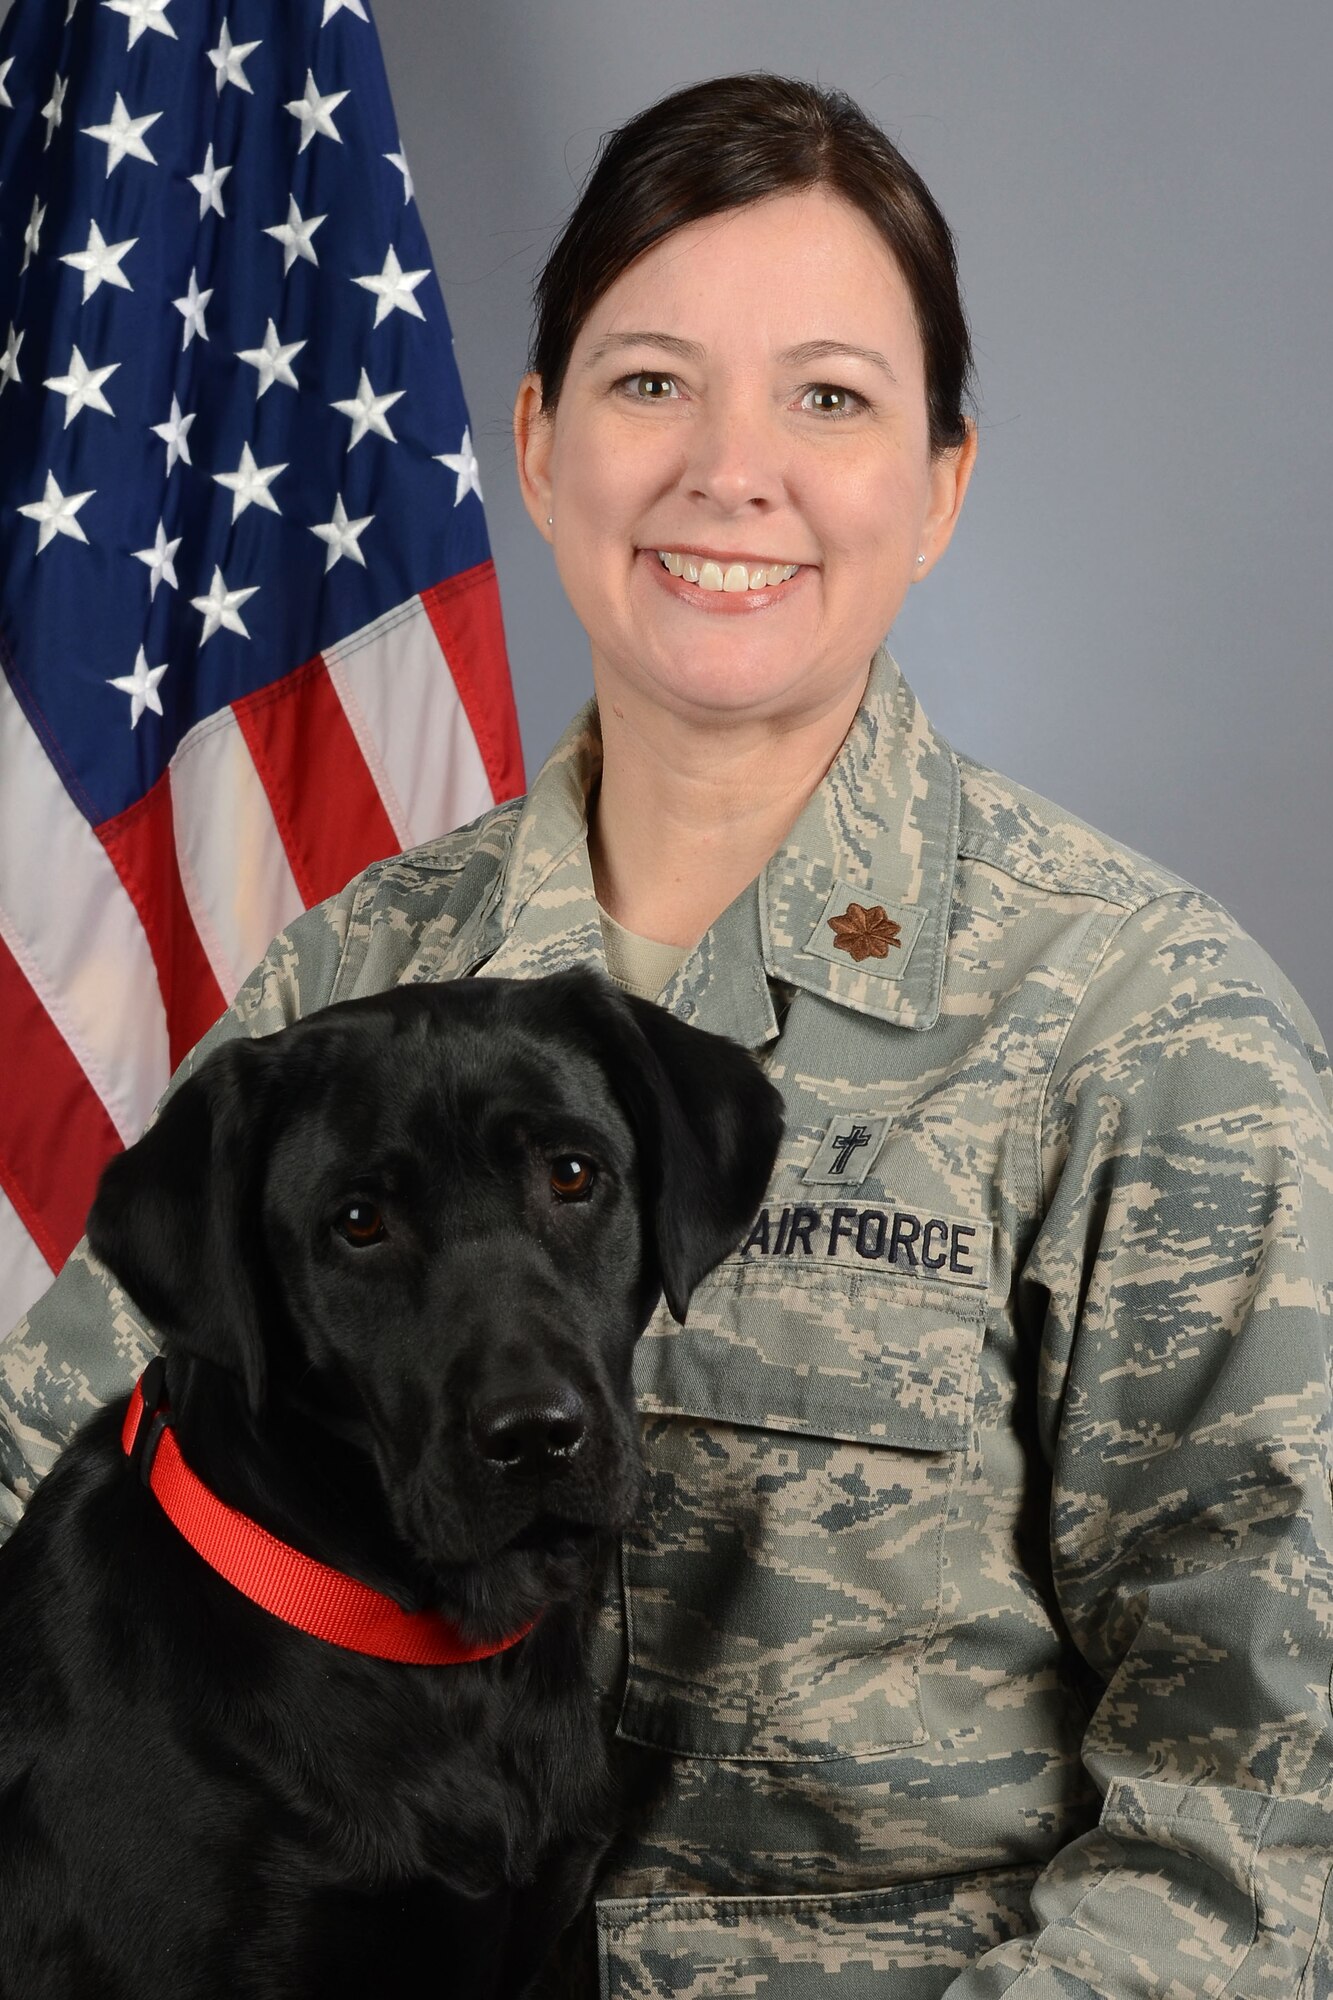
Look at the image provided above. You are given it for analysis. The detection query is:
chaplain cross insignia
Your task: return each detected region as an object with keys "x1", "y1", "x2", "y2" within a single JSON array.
[
  {"x1": 828, "y1": 1123, "x2": 874, "y2": 1175},
  {"x1": 827, "y1": 902, "x2": 902, "y2": 963}
]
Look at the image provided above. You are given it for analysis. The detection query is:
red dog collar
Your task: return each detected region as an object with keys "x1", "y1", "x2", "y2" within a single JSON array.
[{"x1": 121, "y1": 1360, "x2": 535, "y2": 1667}]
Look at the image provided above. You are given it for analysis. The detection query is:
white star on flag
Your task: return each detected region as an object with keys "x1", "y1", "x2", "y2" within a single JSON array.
[
  {"x1": 207, "y1": 21, "x2": 260, "y2": 95},
  {"x1": 43, "y1": 345, "x2": 119, "y2": 427},
  {"x1": 321, "y1": 0, "x2": 369, "y2": 20},
  {"x1": 131, "y1": 520, "x2": 181, "y2": 599},
  {"x1": 214, "y1": 443, "x2": 287, "y2": 521},
  {"x1": 18, "y1": 471, "x2": 95, "y2": 553},
  {"x1": 331, "y1": 368, "x2": 404, "y2": 448},
  {"x1": 0, "y1": 56, "x2": 14, "y2": 109},
  {"x1": 353, "y1": 244, "x2": 429, "y2": 328},
  {"x1": 188, "y1": 143, "x2": 231, "y2": 219},
  {"x1": 384, "y1": 150, "x2": 414, "y2": 204},
  {"x1": 81, "y1": 92, "x2": 162, "y2": 175},
  {"x1": 285, "y1": 70, "x2": 348, "y2": 153},
  {"x1": 435, "y1": 426, "x2": 483, "y2": 506},
  {"x1": 191, "y1": 566, "x2": 258, "y2": 644},
  {"x1": 172, "y1": 269, "x2": 211, "y2": 349},
  {"x1": 108, "y1": 647, "x2": 168, "y2": 727},
  {"x1": 311, "y1": 495, "x2": 374, "y2": 571},
  {"x1": 0, "y1": 324, "x2": 23, "y2": 395},
  {"x1": 103, "y1": 0, "x2": 177, "y2": 48},
  {"x1": 41, "y1": 75, "x2": 68, "y2": 150},
  {"x1": 264, "y1": 195, "x2": 325, "y2": 275},
  {"x1": 22, "y1": 197, "x2": 46, "y2": 274},
  {"x1": 237, "y1": 319, "x2": 305, "y2": 398},
  {"x1": 59, "y1": 219, "x2": 137, "y2": 301},
  {"x1": 150, "y1": 393, "x2": 195, "y2": 471}
]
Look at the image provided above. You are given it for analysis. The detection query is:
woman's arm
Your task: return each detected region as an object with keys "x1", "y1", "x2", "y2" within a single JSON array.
[{"x1": 949, "y1": 893, "x2": 1333, "y2": 1997}]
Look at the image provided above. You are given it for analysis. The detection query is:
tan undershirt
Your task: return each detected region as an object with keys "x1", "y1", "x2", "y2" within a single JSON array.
[{"x1": 598, "y1": 906, "x2": 691, "y2": 1002}]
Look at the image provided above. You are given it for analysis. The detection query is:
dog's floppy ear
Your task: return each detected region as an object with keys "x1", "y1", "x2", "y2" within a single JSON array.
[
  {"x1": 86, "y1": 1035, "x2": 281, "y2": 1412},
  {"x1": 568, "y1": 978, "x2": 784, "y2": 1323}
]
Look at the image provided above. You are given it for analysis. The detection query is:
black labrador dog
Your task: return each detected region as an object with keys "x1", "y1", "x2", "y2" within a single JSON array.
[{"x1": 0, "y1": 971, "x2": 782, "y2": 2000}]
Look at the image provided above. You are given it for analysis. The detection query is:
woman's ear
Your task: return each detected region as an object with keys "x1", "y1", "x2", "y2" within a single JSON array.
[
  {"x1": 513, "y1": 372, "x2": 555, "y2": 542},
  {"x1": 916, "y1": 422, "x2": 978, "y2": 580}
]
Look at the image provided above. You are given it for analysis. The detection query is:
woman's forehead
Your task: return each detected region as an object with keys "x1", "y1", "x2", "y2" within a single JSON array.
[{"x1": 572, "y1": 189, "x2": 924, "y2": 366}]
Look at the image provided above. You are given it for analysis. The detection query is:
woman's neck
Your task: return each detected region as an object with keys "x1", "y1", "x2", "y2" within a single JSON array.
[{"x1": 588, "y1": 677, "x2": 866, "y2": 948}]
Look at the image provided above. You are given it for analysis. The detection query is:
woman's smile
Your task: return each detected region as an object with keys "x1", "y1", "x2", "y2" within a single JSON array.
[
  {"x1": 644, "y1": 547, "x2": 808, "y2": 612},
  {"x1": 654, "y1": 551, "x2": 802, "y2": 590}
]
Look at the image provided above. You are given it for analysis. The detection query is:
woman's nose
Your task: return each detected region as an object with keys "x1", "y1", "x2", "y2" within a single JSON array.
[{"x1": 683, "y1": 393, "x2": 785, "y2": 513}]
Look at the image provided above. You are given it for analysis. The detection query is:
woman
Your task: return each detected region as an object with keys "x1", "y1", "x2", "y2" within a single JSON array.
[{"x1": 3, "y1": 75, "x2": 1331, "y2": 1999}]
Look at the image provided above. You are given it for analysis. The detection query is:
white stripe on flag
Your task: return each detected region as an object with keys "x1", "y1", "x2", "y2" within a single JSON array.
[
  {"x1": 0, "y1": 675, "x2": 168, "y2": 1147},
  {"x1": 0, "y1": 1183, "x2": 59, "y2": 1321},
  {"x1": 325, "y1": 597, "x2": 494, "y2": 851},
  {"x1": 169, "y1": 706, "x2": 305, "y2": 1005}
]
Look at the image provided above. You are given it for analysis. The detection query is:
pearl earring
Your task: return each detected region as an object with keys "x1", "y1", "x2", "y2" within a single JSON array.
[
  {"x1": 916, "y1": 554, "x2": 925, "y2": 565},
  {"x1": 547, "y1": 515, "x2": 553, "y2": 527}
]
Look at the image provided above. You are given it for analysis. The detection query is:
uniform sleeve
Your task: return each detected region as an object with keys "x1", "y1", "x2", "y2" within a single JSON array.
[
  {"x1": 0, "y1": 891, "x2": 356, "y2": 1538},
  {"x1": 945, "y1": 893, "x2": 1333, "y2": 1999}
]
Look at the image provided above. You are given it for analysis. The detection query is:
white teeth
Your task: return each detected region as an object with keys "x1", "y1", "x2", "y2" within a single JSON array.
[{"x1": 656, "y1": 551, "x2": 799, "y2": 592}]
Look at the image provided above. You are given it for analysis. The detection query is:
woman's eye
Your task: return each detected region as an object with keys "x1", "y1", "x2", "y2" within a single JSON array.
[
  {"x1": 334, "y1": 1201, "x2": 387, "y2": 1247},
  {"x1": 802, "y1": 384, "x2": 861, "y2": 415},
  {"x1": 626, "y1": 373, "x2": 677, "y2": 401},
  {"x1": 549, "y1": 1156, "x2": 596, "y2": 1201}
]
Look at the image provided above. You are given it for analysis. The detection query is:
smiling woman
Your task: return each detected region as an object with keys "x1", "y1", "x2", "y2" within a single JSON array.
[
  {"x1": 513, "y1": 80, "x2": 977, "y2": 948},
  {"x1": 3, "y1": 70, "x2": 1333, "y2": 2000},
  {"x1": 515, "y1": 189, "x2": 974, "y2": 939}
]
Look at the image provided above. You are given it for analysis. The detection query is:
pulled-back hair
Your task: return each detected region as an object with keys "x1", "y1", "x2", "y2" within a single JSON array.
[{"x1": 530, "y1": 73, "x2": 974, "y2": 454}]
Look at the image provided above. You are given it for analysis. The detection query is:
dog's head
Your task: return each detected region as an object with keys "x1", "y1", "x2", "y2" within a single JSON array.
[{"x1": 88, "y1": 972, "x2": 782, "y2": 1624}]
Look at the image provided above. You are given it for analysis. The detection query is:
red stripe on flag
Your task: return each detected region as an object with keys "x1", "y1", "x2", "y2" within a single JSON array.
[
  {"x1": 421, "y1": 560, "x2": 525, "y2": 805},
  {"x1": 233, "y1": 655, "x2": 400, "y2": 908},
  {"x1": 97, "y1": 775, "x2": 229, "y2": 1071},
  {"x1": 0, "y1": 930, "x2": 123, "y2": 1273}
]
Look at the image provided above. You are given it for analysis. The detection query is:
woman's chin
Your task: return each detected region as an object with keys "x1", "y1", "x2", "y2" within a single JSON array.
[{"x1": 596, "y1": 627, "x2": 878, "y2": 738}]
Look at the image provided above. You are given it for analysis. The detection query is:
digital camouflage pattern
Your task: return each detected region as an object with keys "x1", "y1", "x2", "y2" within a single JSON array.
[{"x1": 3, "y1": 651, "x2": 1331, "y2": 1999}]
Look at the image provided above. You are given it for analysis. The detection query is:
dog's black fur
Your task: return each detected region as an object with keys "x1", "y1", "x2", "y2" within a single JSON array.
[{"x1": 0, "y1": 971, "x2": 782, "y2": 2000}]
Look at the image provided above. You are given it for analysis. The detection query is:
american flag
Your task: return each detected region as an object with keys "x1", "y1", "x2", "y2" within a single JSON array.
[{"x1": 0, "y1": 0, "x2": 524, "y2": 1333}]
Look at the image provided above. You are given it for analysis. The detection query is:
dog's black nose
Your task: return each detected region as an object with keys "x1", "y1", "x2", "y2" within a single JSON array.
[{"x1": 469, "y1": 1389, "x2": 586, "y2": 1470}]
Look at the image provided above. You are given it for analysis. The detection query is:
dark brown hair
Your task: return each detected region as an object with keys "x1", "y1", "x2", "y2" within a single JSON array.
[{"x1": 530, "y1": 74, "x2": 974, "y2": 454}]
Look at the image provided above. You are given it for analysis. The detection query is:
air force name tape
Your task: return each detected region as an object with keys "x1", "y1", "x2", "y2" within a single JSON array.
[{"x1": 738, "y1": 1201, "x2": 990, "y2": 1291}]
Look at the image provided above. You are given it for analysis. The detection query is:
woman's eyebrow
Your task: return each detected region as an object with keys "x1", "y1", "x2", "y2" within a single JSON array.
[
  {"x1": 584, "y1": 331, "x2": 706, "y2": 367},
  {"x1": 779, "y1": 339, "x2": 898, "y2": 382},
  {"x1": 584, "y1": 332, "x2": 898, "y2": 383}
]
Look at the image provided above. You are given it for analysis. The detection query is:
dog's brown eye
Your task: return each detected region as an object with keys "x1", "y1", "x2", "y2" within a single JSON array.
[
  {"x1": 334, "y1": 1201, "x2": 387, "y2": 1246},
  {"x1": 549, "y1": 1157, "x2": 594, "y2": 1201}
]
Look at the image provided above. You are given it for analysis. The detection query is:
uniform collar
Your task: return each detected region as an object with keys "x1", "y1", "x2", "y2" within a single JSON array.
[
  {"x1": 759, "y1": 648, "x2": 960, "y2": 1031},
  {"x1": 467, "y1": 709, "x2": 606, "y2": 983},
  {"x1": 422, "y1": 648, "x2": 959, "y2": 1041}
]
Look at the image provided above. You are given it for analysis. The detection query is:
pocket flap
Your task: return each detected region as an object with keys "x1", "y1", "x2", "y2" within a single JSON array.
[
  {"x1": 633, "y1": 1266, "x2": 985, "y2": 1453},
  {"x1": 597, "y1": 1867, "x2": 1039, "y2": 1998}
]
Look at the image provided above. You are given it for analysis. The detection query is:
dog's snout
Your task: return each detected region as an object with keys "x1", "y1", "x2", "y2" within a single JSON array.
[{"x1": 469, "y1": 1388, "x2": 587, "y2": 1470}]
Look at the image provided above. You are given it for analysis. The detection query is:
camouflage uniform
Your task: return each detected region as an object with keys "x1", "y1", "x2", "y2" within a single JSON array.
[{"x1": 3, "y1": 651, "x2": 1332, "y2": 1999}]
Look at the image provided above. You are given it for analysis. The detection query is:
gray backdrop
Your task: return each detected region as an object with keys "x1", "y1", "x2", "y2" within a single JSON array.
[{"x1": 4, "y1": 0, "x2": 1329, "y2": 1033}]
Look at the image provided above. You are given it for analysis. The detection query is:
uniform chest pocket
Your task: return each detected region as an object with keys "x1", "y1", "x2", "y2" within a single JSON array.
[{"x1": 617, "y1": 1269, "x2": 986, "y2": 1764}]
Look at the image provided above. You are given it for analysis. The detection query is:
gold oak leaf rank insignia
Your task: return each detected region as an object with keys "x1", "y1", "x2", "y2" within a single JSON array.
[{"x1": 827, "y1": 902, "x2": 903, "y2": 963}]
